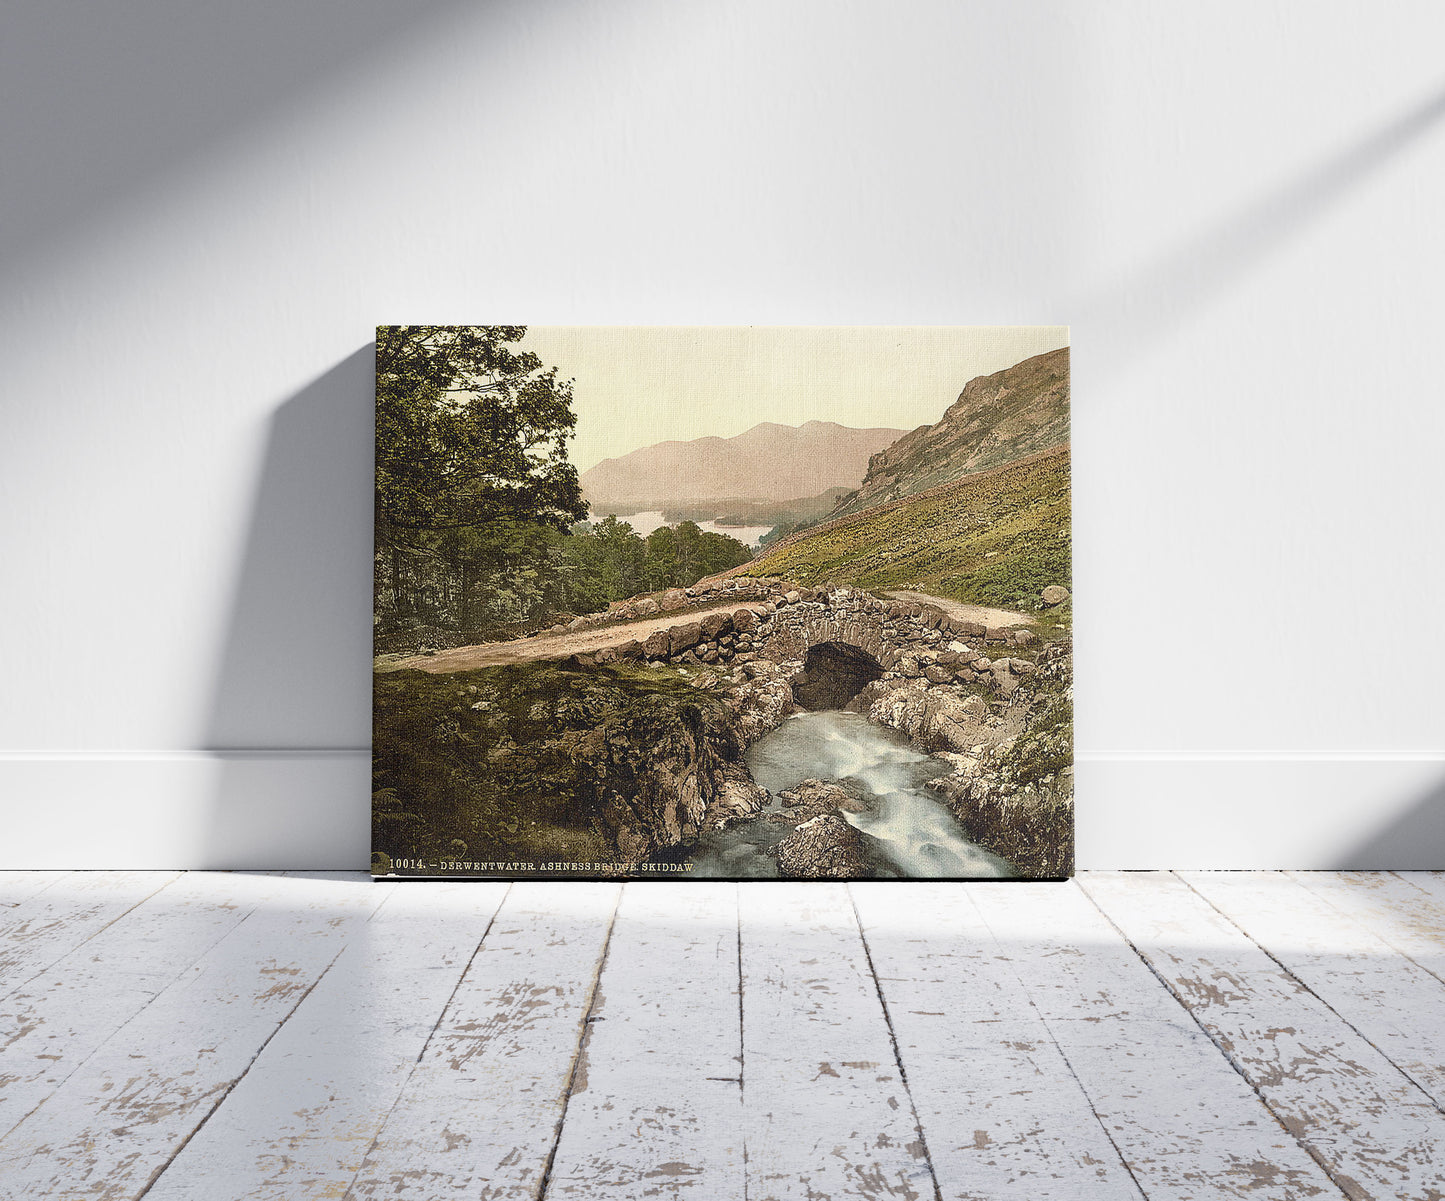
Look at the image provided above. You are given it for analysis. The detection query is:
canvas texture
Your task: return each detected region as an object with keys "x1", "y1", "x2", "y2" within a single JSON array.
[{"x1": 373, "y1": 326, "x2": 1072, "y2": 880}]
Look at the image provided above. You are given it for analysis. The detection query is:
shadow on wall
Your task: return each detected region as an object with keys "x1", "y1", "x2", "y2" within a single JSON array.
[
  {"x1": 203, "y1": 349, "x2": 374, "y2": 869},
  {"x1": 0, "y1": 0, "x2": 472, "y2": 279},
  {"x1": 1336, "y1": 774, "x2": 1445, "y2": 871}
]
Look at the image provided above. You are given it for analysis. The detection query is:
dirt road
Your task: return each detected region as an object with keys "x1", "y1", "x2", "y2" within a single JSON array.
[
  {"x1": 882, "y1": 590, "x2": 1036, "y2": 629},
  {"x1": 384, "y1": 599, "x2": 750, "y2": 674}
]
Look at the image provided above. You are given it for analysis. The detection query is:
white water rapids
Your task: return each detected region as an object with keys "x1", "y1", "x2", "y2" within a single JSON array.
[{"x1": 693, "y1": 711, "x2": 1012, "y2": 879}]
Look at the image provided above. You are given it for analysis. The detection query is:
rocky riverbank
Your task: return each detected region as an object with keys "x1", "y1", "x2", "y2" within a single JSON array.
[
  {"x1": 910, "y1": 639, "x2": 1075, "y2": 878},
  {"x1": 372, "y1": 661, "x2": 768, "y2": 874}
]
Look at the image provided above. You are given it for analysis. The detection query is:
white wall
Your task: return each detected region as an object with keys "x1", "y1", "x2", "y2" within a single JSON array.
[{"x1": 2, "y1": 0, "x2": 1443, "y2": 869}]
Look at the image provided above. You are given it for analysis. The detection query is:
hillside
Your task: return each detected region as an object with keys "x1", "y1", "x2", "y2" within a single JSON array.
[
  {"x1": 581, "y1": 420, "x2": 905, "y2": 514},
  {"x1": 830, "y1": 347, "x2": 1069, "y2": 518},
  {"x1": 741, "y1": 445, "x2": 1071, "y2": 613}
]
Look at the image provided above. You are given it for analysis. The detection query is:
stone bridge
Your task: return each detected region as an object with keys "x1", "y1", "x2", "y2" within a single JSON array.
[{"x1": 574, "y1": 575, "x2": 1040, "y2": 708}]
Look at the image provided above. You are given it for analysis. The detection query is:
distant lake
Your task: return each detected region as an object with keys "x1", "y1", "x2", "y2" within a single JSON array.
[{"x1": 588, "y1": 509, "x2": 774, "y2": 549}]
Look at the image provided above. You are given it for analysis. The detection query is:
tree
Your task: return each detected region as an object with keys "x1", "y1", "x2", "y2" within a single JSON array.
[
  {"x1": 376, "y1": 326, "x2": 586, "y2": 541},
  {"x1": 374, "y1": 326, "x2": 588, "y2": 637},
  {"x1": 644, "y1": 526, "x2": 681, "y2": 591},
  {"x1": 673, "y1": 521, "x2": 703, "y2": 583},
  {"x1": 697, "y1": 528, "x2": 753, "y2": 576},
  {"x1": 554, "y1": 527, "x2": 610, "y2": 616},
  {"x1": 638, "y1": 521, "x2": 751, "y2": 593},
  {"x1": 589, "y1": 516, "x2": 647, "y2": 600}
]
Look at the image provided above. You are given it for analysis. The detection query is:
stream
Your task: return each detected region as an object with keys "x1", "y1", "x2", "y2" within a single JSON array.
[{"x1": 693, "y1": 711, "x2": 1012, "y2": 879}]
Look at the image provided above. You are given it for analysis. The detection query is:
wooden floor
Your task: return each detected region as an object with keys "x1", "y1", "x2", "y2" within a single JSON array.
[{"x1": 3, "y1": 874, "x2": 1445, "y2": 1199}]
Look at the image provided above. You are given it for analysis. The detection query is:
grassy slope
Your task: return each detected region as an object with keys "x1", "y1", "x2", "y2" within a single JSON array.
[{"x1": 746, "y1": 445, "x2": 1071, "y2": 614}]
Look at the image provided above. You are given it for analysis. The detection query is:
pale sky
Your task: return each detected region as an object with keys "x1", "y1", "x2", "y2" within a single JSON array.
[{"x1": 518, "y1": 326, "x2": 1070, "y2": 472}]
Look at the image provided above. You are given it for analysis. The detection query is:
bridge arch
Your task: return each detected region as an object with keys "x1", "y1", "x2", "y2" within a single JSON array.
[
  {"x1": 792, "y1": 641, "x2": 885, "y2": 710},
  {"x1": 755, "y1": 599, "x2": 891, "y2": 666}
]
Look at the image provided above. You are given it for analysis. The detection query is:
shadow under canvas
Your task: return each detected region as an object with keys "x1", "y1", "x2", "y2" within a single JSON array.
[
  {"x1": 1335, "y1": 772, "x2": 1445, "y2": 870},
  {"x1": 202, "y1": 348, "x2": 374, "y2": 869}
]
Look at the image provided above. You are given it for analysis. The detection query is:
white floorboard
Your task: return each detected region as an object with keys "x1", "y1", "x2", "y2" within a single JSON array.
[
  {"x1": 543, "y1": 882, "x2": 744, "y2": 1199},
  {"x1": 0, "y1": 870, "x2": 68, "y2": 908},
  {"x1": 0, "y1": 873, "x2": 388, "y2": 1198},
  {"x1": 1, "y1": 871, "x2": 1444, "y2": 1200},
  {"x1": 1182, "y1": 871, "x2": 1445, "y2": 1111},
  {"x1": 852, "y1": 883, "x2": 1143, "y2": 1200},
  {"x1": 0, "y1": 871, "x2": 182, "y2": 1001},
  {"x1": 740, "y1": 883, "x2": 937, "y2": 1201},
  {"x1": 1084, "y1": 872, "x2": 1445, "y2": 1199},
  {"x1": 1289, "y1": 871, "x2": 1445, "y2": 985},
  {"x1": 0, "y1": 871, "x2": 286, "y2": 1140},
  {"x1": 345, "y1": 881, "x2": 620, "y2": 1199},
  {"x1": 143, "y1": 880, "x2": 509, "y2": 1200},
  {"x1": 975, "y1": 881, "x2": 1342, "y2": 1200}
]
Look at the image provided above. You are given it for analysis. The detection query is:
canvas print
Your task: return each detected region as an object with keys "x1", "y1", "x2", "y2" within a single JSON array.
[{"x1": 373, "y1": 326, "x2": 1072, "y2": 879}]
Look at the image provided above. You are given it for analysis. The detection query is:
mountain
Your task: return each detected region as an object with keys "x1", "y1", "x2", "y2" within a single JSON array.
[
  {"x1": 580, "y1": 420, "x2": 906, "y2": 514},
  {"x1": 829, "y1": 347, "x2": 1069, "y2": 519}
]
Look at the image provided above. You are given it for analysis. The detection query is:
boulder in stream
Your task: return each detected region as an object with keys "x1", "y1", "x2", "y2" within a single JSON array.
[
  {"x1": 776, "y1": 778, "x2": 869, "y2": 818},
  {"x1": 772, "y1": 814, "x2": 872, "y2": 879}
]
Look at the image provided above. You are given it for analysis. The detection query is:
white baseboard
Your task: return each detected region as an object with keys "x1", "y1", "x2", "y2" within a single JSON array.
[
  {"x1": 1, "y1": 752, "x2": 1442, "y2": 870},
  {"x1": 1077, "y1": 753, "x2": 1445, "y2": 870},
  {"x1": 0, "y1": 751, "x2": 369, "y2": 870}
]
